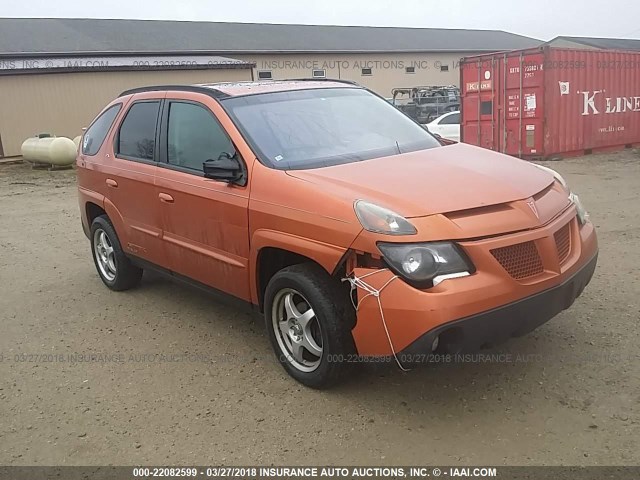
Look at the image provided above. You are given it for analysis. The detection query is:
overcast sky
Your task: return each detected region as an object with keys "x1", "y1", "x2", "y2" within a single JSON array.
[{"x1": 2, "y1": 0, "x2": 640, "y2": 41}]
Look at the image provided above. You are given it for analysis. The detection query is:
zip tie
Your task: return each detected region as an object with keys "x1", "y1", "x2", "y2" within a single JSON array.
[{"x1": 342, "y1": 269, "x2": 410, "y2": 372}]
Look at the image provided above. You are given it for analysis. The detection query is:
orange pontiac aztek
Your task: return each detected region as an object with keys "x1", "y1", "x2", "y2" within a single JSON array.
[{"x1": 77, "y1": 80, "x2": 598, "y2": 388}]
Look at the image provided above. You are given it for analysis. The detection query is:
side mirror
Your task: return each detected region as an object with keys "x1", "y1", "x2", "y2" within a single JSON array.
[{"x1": 203, "y1": 153, "x2": 243, "y2": 183}]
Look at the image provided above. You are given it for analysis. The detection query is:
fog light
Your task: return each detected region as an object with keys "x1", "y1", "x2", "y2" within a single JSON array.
[{"x1": 431, "y1": 336, "x2": 440, "y2": 352}]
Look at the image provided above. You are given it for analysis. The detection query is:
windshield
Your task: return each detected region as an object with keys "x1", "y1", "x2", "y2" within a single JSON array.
[{"x1": 222, "y1": 87, "x2": 441, "y2": 170}]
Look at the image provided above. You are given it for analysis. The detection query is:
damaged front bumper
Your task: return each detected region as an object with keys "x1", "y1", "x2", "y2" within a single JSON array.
[
  {"x1": 348, "y1": 214, "x2": 598, "y2": 367},
  {"x1": 397, "y1": 252, "x2": 597, "y2": 366}
]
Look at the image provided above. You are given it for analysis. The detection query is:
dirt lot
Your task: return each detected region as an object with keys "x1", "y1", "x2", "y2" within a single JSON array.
[{"x1": 1, "y1": 151, "x2": 639, "y2": 466}]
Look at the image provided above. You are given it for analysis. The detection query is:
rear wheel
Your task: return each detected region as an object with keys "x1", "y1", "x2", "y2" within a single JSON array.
[
  {"x1": 264, "y1": 263, "x2": 356, "y2": 389},
  {"x1": 90, "y1": 215, "x2": 142, "y2": 291}
]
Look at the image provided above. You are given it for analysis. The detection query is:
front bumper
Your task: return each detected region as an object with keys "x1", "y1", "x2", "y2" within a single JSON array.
[
  {"x1": 399, "y1": 252, "x2": 597, "y2": 366},
  {"x1": 350, "y1": 209, "x2": 598, "y2": 359}
]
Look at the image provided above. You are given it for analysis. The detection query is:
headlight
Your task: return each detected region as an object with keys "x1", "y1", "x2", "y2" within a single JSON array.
[
  {"x1": 377, "y1": 242, "x2": 474, "y2": 288},
  {"x1": 570, "y1": 192, "x2": 589, "y2": 225},
  {"x1": 354, "y1": 200, "x2": 417, "y2": 235},
  {"x1": 533, "y1": 164, "x2": 589, "y2": 225}
]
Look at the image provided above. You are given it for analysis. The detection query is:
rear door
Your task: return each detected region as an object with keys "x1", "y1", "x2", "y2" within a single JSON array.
[
  {"x1": 106, "y1": 93, "x2": 165, "y2": 265},
  {"x1": 154, "y1": 93, "x2": 251, "y2": 301}
]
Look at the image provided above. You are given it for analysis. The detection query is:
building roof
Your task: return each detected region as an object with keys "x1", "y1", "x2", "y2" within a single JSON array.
[
  {"x1": 0, "y1": 18, "x2": 541, "y2": 56},
  {"x1": 548, "y1": 35, "x2": 640, "y2": 51}
]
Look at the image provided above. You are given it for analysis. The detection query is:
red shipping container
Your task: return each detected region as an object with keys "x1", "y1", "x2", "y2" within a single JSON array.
[{"x1": 460, "y1": 46, "x2": 640, "y2": 159}]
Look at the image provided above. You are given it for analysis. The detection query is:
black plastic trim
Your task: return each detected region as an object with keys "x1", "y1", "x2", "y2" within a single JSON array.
[
  {"x1": 128, "y1": 255, "x2": 257, "y2": 314},
  {"x1": 119, "y1": 85, "x2": 230, "y2": 100},
  {"x1": 282, "y1": 77, "x2": 360, "y2": 86}
]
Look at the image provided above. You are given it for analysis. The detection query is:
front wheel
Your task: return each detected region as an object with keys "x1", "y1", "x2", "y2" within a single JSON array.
[{"x1": 264, "y1": 263, "x2": 356, "y2": 389}]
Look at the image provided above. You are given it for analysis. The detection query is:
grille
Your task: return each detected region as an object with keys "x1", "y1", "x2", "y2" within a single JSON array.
[
  {"x1": 491, "y1": 241, "x2": 544, "y2": 280},
  {"x1": 554, "y1": 223, "x2": 572, "y2": 264}
]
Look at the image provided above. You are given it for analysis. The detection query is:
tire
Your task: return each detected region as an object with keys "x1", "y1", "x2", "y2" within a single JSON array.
[
  {"x1": 264, "y1": 263, "x2": 356, "y2": 389},
  {"x1": 90, "y1": 215, "x2": 142, "y2": 291}
]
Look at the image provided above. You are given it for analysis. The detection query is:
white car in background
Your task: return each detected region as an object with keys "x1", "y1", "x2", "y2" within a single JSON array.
[{"x1": 426, "y1": 111, "x2": 460, "y2": 142}]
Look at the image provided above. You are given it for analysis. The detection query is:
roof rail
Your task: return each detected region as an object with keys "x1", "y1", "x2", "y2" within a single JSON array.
[
  {"x1": 119, "y1": 79, "x2": 361, "y2": 100},
  {"x1": 119, "y1": 84, "x2": 230, "y2": 99},
  {"x1": 284, "y1": 77, "x2": 361, "y2": 86}
]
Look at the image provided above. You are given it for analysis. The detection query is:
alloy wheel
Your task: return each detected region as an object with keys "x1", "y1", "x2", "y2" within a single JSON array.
[
  {"x1": 93, "y1": 228, "x2": 117, "y2": 282},
  {"x1": 271, "y1": 288, "x2": 323, "y2": 372}
]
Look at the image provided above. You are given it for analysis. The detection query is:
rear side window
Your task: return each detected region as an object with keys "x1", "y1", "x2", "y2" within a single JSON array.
[
  {"x1": 167, "y1": 102, "x2": 234, "y2": 172},
  {"x1": 440, "y1": 112, "x2": 460, "y2": 125},
  {"x1": 82, "y1": 104, "x2": 121, "y2": 156},
  {"x1": 117, "y1": 101, "x2": 160, "y2": 161}
]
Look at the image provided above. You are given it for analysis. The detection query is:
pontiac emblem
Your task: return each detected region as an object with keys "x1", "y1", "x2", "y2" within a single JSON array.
[{"x1": 527, "y1": 200, "x2": 539, "y2": 219}]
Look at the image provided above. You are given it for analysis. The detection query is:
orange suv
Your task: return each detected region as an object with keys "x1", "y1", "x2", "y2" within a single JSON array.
[{"x1": 77, "y1": 80, "x2": 598, "y2": 388}]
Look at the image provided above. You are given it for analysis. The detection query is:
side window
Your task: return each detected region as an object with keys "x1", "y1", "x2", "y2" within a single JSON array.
[
  {"x1": 440, "y1": 112, "x2": 460, "y2": 125},
  {"x1": 167, "y1": 102, "x2": 234, "y2": 172},
  {"x1": 82, "y1": 104, "x2": 121, "y2": 156},
  {"x1": 117, "y1": 101, "x2": 160, "y2": 161}
]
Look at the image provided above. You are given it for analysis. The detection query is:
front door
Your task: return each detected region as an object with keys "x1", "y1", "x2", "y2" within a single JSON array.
[{"x1": 155, "y1": 96, "x2": 251, "y2": 301}]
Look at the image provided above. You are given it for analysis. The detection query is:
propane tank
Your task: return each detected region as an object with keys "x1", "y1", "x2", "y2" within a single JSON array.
[{"x1": 21, "y1": 135, "x2": 77, "y2": 166}]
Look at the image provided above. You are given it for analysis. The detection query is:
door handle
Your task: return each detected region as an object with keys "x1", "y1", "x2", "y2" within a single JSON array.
[
  {"x1": 158, "y1": 193, "x2": 174, "y2": 203},
  {"x1": 106, "y1": 178, "x2": 118, "y2": 188}
]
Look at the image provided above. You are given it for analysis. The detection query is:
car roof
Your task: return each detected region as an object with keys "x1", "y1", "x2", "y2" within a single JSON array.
[
  {"x1": 200, "y1": 79, "x2": 359, "y2": 96},
  {"x1": 119, "y1": 79, "x2": 361, "y2": 99}
]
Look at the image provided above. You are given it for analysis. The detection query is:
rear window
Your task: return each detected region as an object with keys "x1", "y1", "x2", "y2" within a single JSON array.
[
  {"x1": 440, "y1": 112, "x2": 460, "y2": 125},
  {"x1": 82, "y1": 104, "x2": 121, "y2": 156},
  {"x1": 117, "y1": 101, "x2": 160, "y2": 161}
]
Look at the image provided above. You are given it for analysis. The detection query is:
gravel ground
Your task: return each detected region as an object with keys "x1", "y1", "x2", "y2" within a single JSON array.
[{"x1": 0, "y1": 150, "x2": 639, "y2": 466}]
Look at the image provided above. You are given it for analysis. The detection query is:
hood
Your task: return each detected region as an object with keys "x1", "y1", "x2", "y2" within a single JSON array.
[{"x1": 286, "y1": 143, "x2": 554, "y2": 217}]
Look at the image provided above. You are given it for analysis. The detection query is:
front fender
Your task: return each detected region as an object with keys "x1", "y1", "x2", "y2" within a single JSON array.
[{"x1": 249, "y1": 229, "x2": 349, "y2": 305}]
